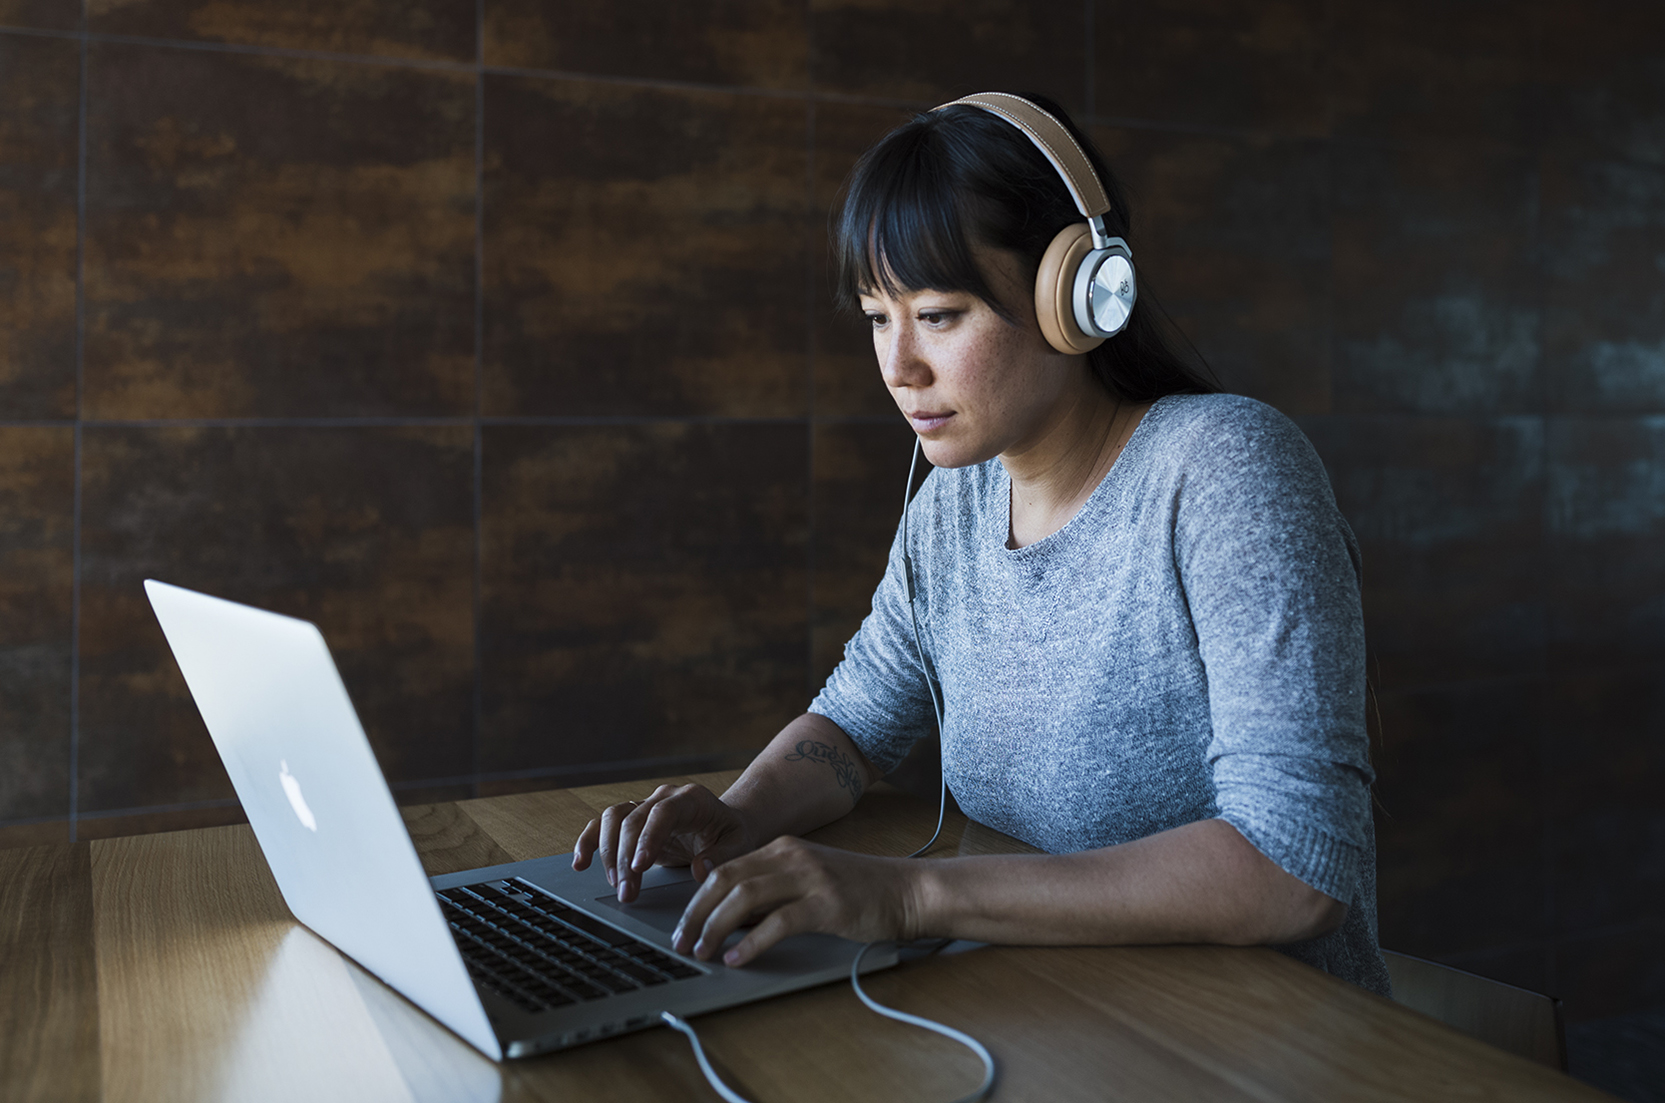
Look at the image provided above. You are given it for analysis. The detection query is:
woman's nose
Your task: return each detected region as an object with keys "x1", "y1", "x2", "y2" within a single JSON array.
[{"x1": 879, "y1": 322, "x2": 931, "y2": 389}]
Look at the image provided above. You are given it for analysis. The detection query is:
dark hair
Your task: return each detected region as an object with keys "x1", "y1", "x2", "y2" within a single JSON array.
[{"x1": 833, "y1": 94, "x2": 1218, "y2": 402}]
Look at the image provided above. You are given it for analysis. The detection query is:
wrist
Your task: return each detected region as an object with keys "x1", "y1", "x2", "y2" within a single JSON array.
[
  {"x1": 721, "y1": 797, "x2": 771, "y2": 856},
  {"x1": 899, "y1": 857, "x2": 947, "y2": 941}
]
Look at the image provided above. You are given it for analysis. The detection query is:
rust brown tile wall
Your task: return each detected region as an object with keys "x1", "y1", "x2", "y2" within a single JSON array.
[
  {"x1": 1332, "y1": 142, "x2": 1541, "y2": 416},
  {"x1": 810, "y1": 420, "x2": 920, "y2": 685},
  {"x1": 86, "y1": 0, "x2": 476, "y2": 61},
  {"x1": 1092, "y1": 124, "x2": 1332, "y2": 414},
  {"x1": 1327, "y1": 0, "x2": 1537, "y2": 147},
  {"x1": 1306, "y1": 417, "x2": 1548, "y2": 690},
  {"x1": 810, "y1": 0, "x2": 1087, "y2": 113},
  {"x1": 0, "y1": 33, "x2": 78, "y2": 417},
  {"x1": 484, "y1": 0, "x2": 809, "y2": 88},
  {"x1": 84, "y1": 44, "x2": 477, "y2": 419},
  {"x1": 479, "y1": 422, "x2": 809, "y2": 773},
  {"x1": 1094, "y1": 0, "x2": 1328, "y2": 137},
  {"x1": 811, "y1": 100, "x2": 913, "y2": 419},
  {"x1": 0, "y1": 0, "x2": 76, "y2": 31},
  {"x1": 1368, "y1": 676, "x2": 1550, "y2": 979},
  {"x1": 482, "y1": 77, "x2": 810, "y2": 417},
  {"x1": 0, "y1": 428, "x2": 75, "y2": 823},
  {"x1": 1, "y1": 0, "x2": 1663, "y2": 1025},
  {"x1": 77, "y1": 426, "x2": 475, "y2": 812}
]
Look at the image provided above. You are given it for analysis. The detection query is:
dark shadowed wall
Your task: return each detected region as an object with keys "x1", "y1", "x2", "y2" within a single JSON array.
[{"x1": 1, "y1": 0, "x2": 1661, "y2": 1022}]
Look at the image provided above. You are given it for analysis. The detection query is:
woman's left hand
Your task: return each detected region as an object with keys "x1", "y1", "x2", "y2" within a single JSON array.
[{"x1": 671, "y1": 837, "x2": 926, "y2": 967}]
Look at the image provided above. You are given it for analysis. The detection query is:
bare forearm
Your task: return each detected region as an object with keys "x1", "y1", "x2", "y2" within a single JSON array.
[
  {"x1": 910, "y1": 818, "x2": 1346, "y2": 947},
  {"x1": 720, "y1": 713, "x2": 882, "y2": 845}
]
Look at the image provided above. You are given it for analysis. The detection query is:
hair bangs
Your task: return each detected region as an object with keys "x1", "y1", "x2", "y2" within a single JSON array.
[{"x1": 834, "y1": 121, "x2": 1005, "y2": 316}]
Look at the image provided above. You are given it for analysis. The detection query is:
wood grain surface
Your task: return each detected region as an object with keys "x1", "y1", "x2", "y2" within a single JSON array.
[
  {"x1": 0, "y1": 773, "x2": 1616, "y2": 1102},
  {"x1": 0, "y1": 844, "x2": 100, "y2": 1103}
]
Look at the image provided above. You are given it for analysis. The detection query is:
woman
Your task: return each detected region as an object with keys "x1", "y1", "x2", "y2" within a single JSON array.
[{"x1": 573, "y1": 93, "x2": 1388, "y2": 995}]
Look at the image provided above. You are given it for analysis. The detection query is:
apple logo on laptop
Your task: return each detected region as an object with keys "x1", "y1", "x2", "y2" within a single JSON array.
[{"x1": 278, "y1": 760, "x2": 318, "y2": 832}]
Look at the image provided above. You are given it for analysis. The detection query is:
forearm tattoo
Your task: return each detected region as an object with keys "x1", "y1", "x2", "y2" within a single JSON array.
[{"x1": 784, "y1": 740, "x2": 863, "y2": 800}]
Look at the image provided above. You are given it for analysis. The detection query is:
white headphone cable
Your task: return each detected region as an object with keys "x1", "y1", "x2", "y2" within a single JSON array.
[
  {"x1": 901, "y1": 438, "x2": 950, "y2": 859},
  {"x1": 660, "y1": 1010, "x2": 750, "y2": 1103},
  {"x1": 661, "y1": 440, "x2": 993, "y2": 1102},
  {"x1": 662, "y1": 941, "x2": 994, "y2": 1103},
  {"x1": 846, "y1": 941, "x2": 995, "y2": 1102}
]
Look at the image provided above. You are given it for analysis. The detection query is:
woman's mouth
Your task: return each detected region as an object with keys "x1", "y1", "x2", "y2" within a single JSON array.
[{"x1": 908, "y1": 411, "x2": 954, "y2": 434}]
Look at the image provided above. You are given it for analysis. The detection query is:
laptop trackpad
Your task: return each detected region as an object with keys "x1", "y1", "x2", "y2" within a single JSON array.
[
  {"x1": 588, "y1": 867, "x2": 874, "y2": 975},
  {"x1": 591, "y1": 877, "x2": 697, "y2": 935}
]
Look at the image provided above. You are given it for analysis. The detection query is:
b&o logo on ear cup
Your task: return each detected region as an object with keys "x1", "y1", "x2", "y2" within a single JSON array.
[
  {"x1": 1034, "y1": 223, "x2": 1137, "y2": 355},
  {"x1": 1074, "y1": 241, "x2": 1136, "y2": 340}
]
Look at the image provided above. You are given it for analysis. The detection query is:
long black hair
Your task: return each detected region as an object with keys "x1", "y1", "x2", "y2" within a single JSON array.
[{"x1": 834, "y1": 94, "x2": 1218, "y2": 402}]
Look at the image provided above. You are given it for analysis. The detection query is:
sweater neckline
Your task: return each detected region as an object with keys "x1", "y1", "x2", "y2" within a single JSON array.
[{"x1": 994, "y1": 394, "x2": 1173, "y2": 558}]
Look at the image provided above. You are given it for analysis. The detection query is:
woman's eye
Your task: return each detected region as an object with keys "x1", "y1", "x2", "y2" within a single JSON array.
[
  {"x1": 865, "y1": 312, "x2": 888, "y2": 328},
  {"x1": 919, "y1": 311, "x2": 955, "y2": 326}
]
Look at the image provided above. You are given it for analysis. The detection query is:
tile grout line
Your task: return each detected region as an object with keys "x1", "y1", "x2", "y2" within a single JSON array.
[
  {"x1": 802, "y1": 3, "x2": 812, "y2": 706},
  {"x1": 1536, "y1": 6, "x2": 1558, "y2": 990},
  {"x1": 20, "y1": 411, "x2": 1660, "y2": 432},
  {"x1": 0, "y1": 415, "x2": 850, "y2": 428},
  {"x1": 1525, "y1": 8, "x2": 1559, "y2": 993},
  {"x1": 68, "y1": 2, "x2": 87, "y2": 843},
  {"x1": 471, "y1": 0, "x2": 485, "y2": 800},
  {"x1": 78, "y1": 417, "x2": 477, "y2": 427},
  {"x1": 1322, "y1": 126, "x2": 1336, "y2": 411},
  {"x1": 1, "y1": 22, "x2": 1543, "y2": 156},
  {"x1": 0, "y1": 24, "x2": 907, "y2": 108},
  {"x1": 1083, "y1": 0, "x2": 1094, "y2": 118},
  {"x1": 0, "y1": 750, "x2": 757, "y2": 829},
  {"x1": 804, "y1": 85, "x2": 818, "y2": 701}
]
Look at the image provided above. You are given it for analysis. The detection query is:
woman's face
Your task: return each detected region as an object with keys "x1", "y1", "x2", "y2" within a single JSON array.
[{"x1": 858, "y1": 247, "x2": 1085, "y2": 470}]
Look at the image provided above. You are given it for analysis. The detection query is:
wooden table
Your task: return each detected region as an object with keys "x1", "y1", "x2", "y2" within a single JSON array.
[{"x1": 2, "y1": 770, "x2": 1613, "y2": 1102}]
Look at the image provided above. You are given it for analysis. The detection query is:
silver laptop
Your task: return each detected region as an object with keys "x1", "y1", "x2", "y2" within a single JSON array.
[{"x1": 145, "y1": 579, "x2": 897, "y2": 1061}]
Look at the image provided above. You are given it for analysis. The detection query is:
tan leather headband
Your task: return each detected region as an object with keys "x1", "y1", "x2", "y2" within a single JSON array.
[{"x1": 935, "y1": 92, "x2": 1111, "y2": 219}]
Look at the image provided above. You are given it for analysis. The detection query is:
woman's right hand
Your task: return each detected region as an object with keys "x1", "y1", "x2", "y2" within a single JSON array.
[{"x1": 571, "y1": 783, "x2": 760, "y2": 903}]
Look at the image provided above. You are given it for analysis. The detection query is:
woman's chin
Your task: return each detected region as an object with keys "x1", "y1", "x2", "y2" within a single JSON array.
[{"x1": 918, "y1": 437, "x2": 993, "y2": 471}]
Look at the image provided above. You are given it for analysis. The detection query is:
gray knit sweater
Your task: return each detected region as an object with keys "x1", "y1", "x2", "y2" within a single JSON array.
[{"x1": 810, "y1": 393, "x2": 1389, "y2": 994}]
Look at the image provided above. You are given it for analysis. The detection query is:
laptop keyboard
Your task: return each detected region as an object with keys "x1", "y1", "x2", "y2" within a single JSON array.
[{"x1": 439, "y1": 878, "x2": 703, "y2": 1015}]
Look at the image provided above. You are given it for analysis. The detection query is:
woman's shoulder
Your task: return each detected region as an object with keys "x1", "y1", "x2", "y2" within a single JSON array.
[
  {"x1": 1126, "y1": 394, "x2": 1342, "y2": 524},
  {"x1": 1140, "y1": 392, "x2": 1324, "y2": 482},
  {"x1": 1147, "y1": 392, "x2": 1305, "y2": 445}
]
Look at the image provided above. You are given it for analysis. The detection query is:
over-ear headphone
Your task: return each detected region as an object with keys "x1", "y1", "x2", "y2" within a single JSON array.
[{"x1": 933, "y1": 92, "x2": 1137, "y2": 355}]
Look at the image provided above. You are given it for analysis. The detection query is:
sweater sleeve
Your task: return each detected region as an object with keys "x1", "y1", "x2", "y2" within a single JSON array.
[
  {"x1": 808, "y1": 485, "x2": 939, "y2": 775},
  {"x1": 1172, "y1": 401, "x2": 1374, "y2": 904}
]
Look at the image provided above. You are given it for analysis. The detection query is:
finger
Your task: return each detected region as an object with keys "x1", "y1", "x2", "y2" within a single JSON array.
[
  {"x1": 572, "y1": 817, "x2": 600, "y2": 870},
  {"x1": 615, "y1": 787, "x2": 673, "y2": 901},
  {"x1": 673, "y1": 837, "x2": 793, "y2": 952},
  {"x1": 673, "y1": 854, "x2": 753, "y2": 954},
  {"x1": 691, "y1": 872, "x2": 801, "y2": 962},
  {"x1": 722, "y1": 901, "x2": 813, "y2": 968},
  {"x1": 630, "y1": 787, "x2": 704, "y2": 873},
  {"x1": 596, "y1": 802, "x2": 639, "y2": 888}
]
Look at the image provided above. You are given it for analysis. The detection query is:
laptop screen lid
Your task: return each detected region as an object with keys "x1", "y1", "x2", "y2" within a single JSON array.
[{"x1": 144, "y1": 580, "x2": 501, "y2": 1060}]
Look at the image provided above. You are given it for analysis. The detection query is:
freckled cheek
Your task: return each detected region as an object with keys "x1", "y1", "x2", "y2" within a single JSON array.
[{"x1": 954, "y1": 338, "x2": 1030, "y2": 415}]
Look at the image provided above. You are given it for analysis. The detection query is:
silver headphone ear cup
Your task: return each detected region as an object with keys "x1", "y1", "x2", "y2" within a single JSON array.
[
  {"x1": 1072, "y1": 243, "x2": 1136, "y2": 339},
  {"x1": 1034, "y1": 223, "x2": 1105, "y2": 355}
]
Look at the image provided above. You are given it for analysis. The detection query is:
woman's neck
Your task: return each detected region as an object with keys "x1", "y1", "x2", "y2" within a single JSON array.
[{"x1": 1002, "y1": 384, "x2": 1149, "y2": 549}]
